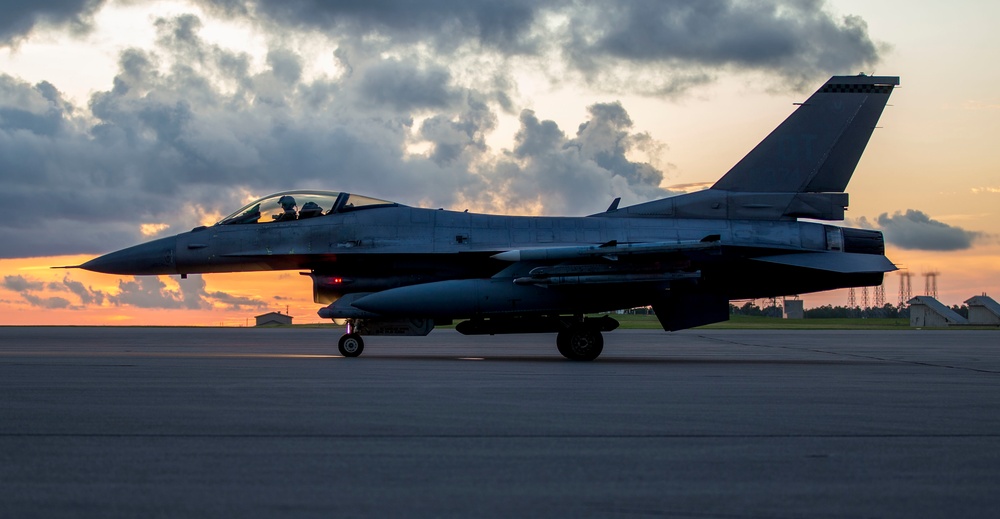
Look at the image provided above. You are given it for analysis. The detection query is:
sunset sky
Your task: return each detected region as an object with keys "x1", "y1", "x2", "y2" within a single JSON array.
[{"x1": 2, "y1": 0, "x2": 998, "y2": 326}]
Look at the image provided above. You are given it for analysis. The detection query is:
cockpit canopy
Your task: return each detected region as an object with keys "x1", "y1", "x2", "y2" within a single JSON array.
[{"x1": 217, "y1": 190, "x2": 398, "y2": 225}]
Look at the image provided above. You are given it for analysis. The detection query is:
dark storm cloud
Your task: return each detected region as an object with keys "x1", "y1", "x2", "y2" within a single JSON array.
[
  {"x1": 204, "y1": 0, "x2": 881, "y2": 92},
  {"x1": 359, "y1": 60, "x2": 459, "y2": 111},
  {"x1": 222, "y1": 0, "x2": 543, "y2": 53},
  {"x1": 857, "y1": 210, "x2": 985, "y2": 251},
  {"x1": 565, "y1": 1, "x2": 880, "y2": 86},
  {"x1": 3, "y1": 1, "x2": 883, "y2": 88},
  {"x1": 203, "y1": 1, "x2": 880, "y2": 81},
  {"x1": 0, "y1": 0, "x2": 106, "y2": 45}
]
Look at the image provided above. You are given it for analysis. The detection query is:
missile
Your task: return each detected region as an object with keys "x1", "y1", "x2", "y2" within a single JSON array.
[
  {"x1": 492, "y1": 240, "x2": 719, "y2": 262},
  {"x1": 514, "y1": 271, "x2": 700, "y2": 286}
]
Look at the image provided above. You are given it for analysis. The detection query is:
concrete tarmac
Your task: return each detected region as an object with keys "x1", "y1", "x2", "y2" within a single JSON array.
[{"x1": 1, "y1": 327, "x2": 999, "y2": 518}]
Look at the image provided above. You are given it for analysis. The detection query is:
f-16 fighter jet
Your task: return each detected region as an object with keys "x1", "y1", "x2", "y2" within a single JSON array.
[{"x1": 80, "y1": 74, "x2": 899, "y2": 360}]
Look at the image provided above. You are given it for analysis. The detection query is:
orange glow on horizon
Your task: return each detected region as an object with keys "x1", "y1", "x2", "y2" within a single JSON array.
[{"x1": 0, "y1": 255, "x2": 322, "y2": 326}]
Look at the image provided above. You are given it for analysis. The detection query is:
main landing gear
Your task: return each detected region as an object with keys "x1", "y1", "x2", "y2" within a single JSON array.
[
  {"x1": 338, "y1": 320, "x2": 364, "y2": 357},
  {"x1": 556, "y1": 326, "x2": 604, "y2": 361},
  {"x1": 455, "y1": 315, "x2": 617, "y2": 361}
]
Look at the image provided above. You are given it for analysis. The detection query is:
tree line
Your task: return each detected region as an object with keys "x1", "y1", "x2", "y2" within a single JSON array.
[{"x1": 729, "y1": 301, "x2": 971, "y2": 319}]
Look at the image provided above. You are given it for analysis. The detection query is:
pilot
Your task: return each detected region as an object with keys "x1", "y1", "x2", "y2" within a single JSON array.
[
  {"x1": 299, "y1": 201, "x2": 323, "y2": 219},
  {"x1": 275, "y1": 195, "x2": 297, "y2": 221}
]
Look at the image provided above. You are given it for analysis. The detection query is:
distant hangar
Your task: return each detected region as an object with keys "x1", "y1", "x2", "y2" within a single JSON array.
[{"x1": 908, "y1": 294, "x2": 1000, "y2": 327}]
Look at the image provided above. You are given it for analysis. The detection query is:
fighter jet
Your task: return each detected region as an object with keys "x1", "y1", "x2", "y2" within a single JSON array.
[{"x1": 79, "y1": 74, "x2": 899, "y2": 360}]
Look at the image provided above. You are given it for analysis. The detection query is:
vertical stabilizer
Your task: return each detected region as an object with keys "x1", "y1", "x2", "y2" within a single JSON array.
[{"x1": 712, "y1": 75, "x2": 899, "y2": 193}]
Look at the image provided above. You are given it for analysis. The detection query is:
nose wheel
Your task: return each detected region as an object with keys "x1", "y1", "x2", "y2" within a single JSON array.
[{"x1": 338, "y1": 333, "x2": 364, "y2": 357}]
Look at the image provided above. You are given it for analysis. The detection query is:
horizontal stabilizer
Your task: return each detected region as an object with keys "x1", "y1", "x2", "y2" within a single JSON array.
[{"x1": 752, "y1": 252, "x2": 896, "y2": 273}]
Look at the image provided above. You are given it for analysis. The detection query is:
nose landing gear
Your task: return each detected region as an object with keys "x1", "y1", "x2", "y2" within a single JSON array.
[
  {"x1": 338, "y1": 333, "x2": 364, "y2": 357},
  {"x1": 337, "y1": 320, "x2": 364, "y2": 357}
]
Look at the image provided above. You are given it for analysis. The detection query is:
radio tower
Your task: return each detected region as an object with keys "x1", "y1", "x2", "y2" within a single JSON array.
[
  {"x1": 861, "y1": 286, "x2": 870, "y2": 310},
  {"x1": 875, "y1": 283, "x2": 886, "y2": 308},
  {"x1": 923, "y1": 271, "x2": 940, "y2": 299},
  {"x1": 848, "y1": 287, "x2": 857, "y2": 308},
  {"x1": 897, "y1": 271, "x2": 912, "y2": 307}
]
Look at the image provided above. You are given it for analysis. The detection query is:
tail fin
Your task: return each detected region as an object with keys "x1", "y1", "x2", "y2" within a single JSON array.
[{"x1": 711, "y1": 74, "x2": 899, "y2": 193}]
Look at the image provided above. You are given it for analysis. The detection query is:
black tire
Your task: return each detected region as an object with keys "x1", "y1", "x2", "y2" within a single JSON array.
[
  {"x1": 556, "y1": 331, "x2": 571, "y2": 357},
  {"x1": 338, "y1": 333, "x2": 364, "y2": 357},
  {"x1": 557, "y1": 329, "x2": 603, "y2": 361}
]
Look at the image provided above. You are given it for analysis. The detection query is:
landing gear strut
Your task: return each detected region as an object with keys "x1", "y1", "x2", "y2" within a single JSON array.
[{"x1": 556, "y1": 326, "x2": 604, "y2": 361}]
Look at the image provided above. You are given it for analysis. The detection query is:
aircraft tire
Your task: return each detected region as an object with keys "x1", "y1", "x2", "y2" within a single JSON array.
[
  {"x1": 556, "y1": 332, "x2": 570, "y2": 357},
  {"x1": 338, "y1": 333, "x2": 364, "y2": 357},
  {"x1": 557, "y1": 329, "x2": 603, "y2": 361}
]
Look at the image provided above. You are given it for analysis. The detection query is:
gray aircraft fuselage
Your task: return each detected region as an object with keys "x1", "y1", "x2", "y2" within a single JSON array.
[{"x1": 93, "y1": 205, "x2": 881, "y2": 306}]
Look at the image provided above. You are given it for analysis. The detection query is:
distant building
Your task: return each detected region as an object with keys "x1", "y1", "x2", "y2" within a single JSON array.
[
  {"x1": 783, "y1": 299, "x2": 804, "y2": 319},
  {"x1": 965, "y1": 295, "x2": 1000, "y2": 326},
  {"x1": 907, "y1": 296, "x2": 967, "y2": 327},
  {"x1": 255, "y1": 312, "x2": 293, "y2": 326}
]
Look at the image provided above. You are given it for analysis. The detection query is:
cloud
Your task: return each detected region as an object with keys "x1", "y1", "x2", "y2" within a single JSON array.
[
  {"x1": 2, "y1": 274, "x2": 45, "y2": 292},
  {"x1": 2, "y1": 1, "x2": 884, "y2": 87},
  {"x1": 1, "y1": 3, "x2": 885, "y2": 259},
  {"x1": 563, "y1": 2, "x2": 881, "y2": 91},
  {"x1": 220, "y1": 0, "x2": 543, "y2": 54},
  {"x1": 22, "y1": 293, "x2": 73, "y2": 309},
  {"x1": 205, "y1": 290, "x2": 268, "y2": 311},
  {"x1": 202, "y1": 1, "x2": 881, "y2": 89},
  {"x1": 107, "y1": 274, "x2": 266, "y2": 310},
  {"x1": 61, "y1": 275, "x2": 105, "y2": 305},
  {"x1": 3, "y1": 271, "x2": 261, "y2": 310},
  {"x1": 456, "y1": 106, "x2": 673, "y2": 216},
  {"x1": 107, "y1": 275, "x2": 203, "y2": 309},
  {"x1": 0, "y1": 0, "x2": 107, "y2": 45},
  {"x1": 360, "y1": 60, "x2": 460, "y2": 112},
  {"x1": 857, "y1": 209, "x2": 985, "y2": 251},
  {"x1": 1, "y1": 273, "x2": 98, "y2": 309}
]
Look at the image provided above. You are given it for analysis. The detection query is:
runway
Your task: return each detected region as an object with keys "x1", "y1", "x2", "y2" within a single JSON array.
[{"x1": 2, "y1": 327, "x2": 999, "y2": 518}]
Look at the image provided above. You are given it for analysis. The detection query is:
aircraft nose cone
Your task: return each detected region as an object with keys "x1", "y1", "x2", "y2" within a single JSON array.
[{"x1": 80, "y1": 236, "x2": 178, "y2": 275}]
